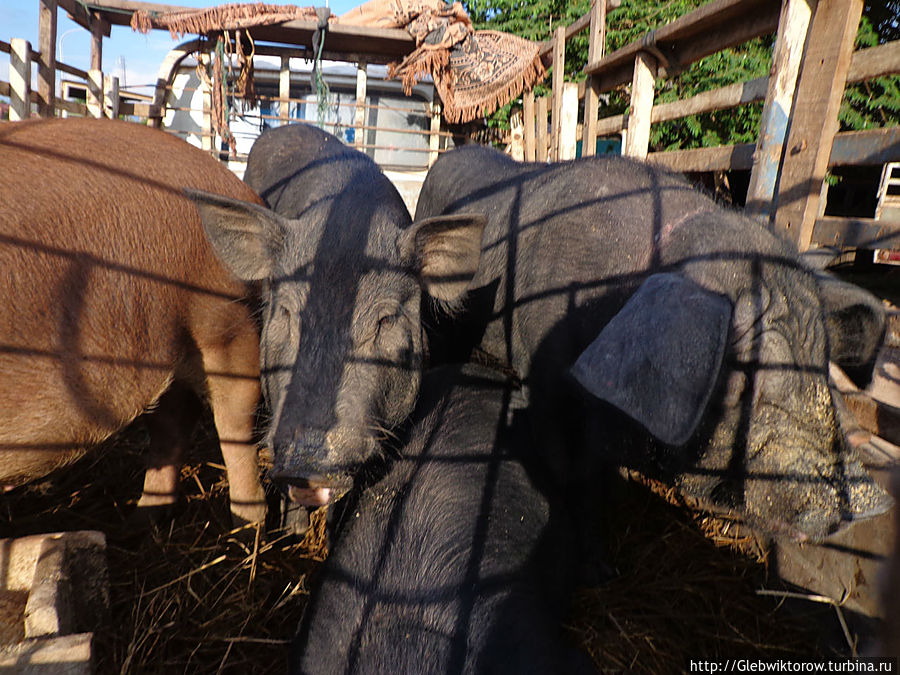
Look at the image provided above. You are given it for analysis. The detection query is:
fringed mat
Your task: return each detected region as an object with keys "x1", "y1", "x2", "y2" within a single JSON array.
[{"x1": 132, "y1": 0, "x2": 546, "y2": 127}]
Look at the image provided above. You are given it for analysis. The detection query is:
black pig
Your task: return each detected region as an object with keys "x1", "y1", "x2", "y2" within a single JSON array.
[
  {"x1": 290, "y1": 364, "x2": 592, "y2": 674},
  {"x1": 413, "y1": 145, "x2": 890, "y2": 542},
  {"x1": 186, "y1": 124, "x2": 484, "y2": 507}
]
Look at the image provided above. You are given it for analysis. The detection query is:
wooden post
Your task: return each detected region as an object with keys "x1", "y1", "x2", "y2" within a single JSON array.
[
  {"x1": 37, "y1": 0, "x2": 57, "y2": 117},
  {"x1": 536, "y1": 95, "x2": 549, "y2": 161},
  {"x1": 280, "y1": 56, "x2": 291, "y2": 122},
  {"x1": 90, "y1": 12, "x2": 105, "y2": 71},
  {"x1": 429, "y1": 101, "x2": 441, "y2": 166},
  {"x1": 582, "y1": 0, "x2": 607, "y2": 157},
  {"x1": 523, "y1": 90, "x2": 536, "y2": 162},
  {"x1": 9, "y1": 39, "x2": 32, "y2": 121},
  {"x1": 772, "y1": 0, "x2": 863, "y2": 251},
  {"x1": 559, "y1": 82, "x2": 579, "y2": 160},
  {"x1": 745, "y1": 0, "x2": 815, "y2": 220},
  {"x1": 550, "y1": 26, "x2": 566, "y2": 161},
  {"x1": 104, "y1": 74, "x2": 119, "y2": 119},
  {"x1": 86, "y1": 68, "x2": 103, "y2": 118},
  {"x1": 623, "y1": 51, "x2": 657, "y2": 159},
  {"x1": 355, "y1": 60, "x2": 367, "y2": 148}
]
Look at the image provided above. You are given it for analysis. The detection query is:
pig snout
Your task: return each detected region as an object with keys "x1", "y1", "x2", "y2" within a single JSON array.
[{"x1": 270, "y1": 426, "x2": 375, "y2": 506}]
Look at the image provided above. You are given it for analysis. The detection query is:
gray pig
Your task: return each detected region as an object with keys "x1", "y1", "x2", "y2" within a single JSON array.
[
  {"x1": 186, "y1": 123, "x2": 484, "y2": 507},
  {"x1": 414, "y1": 145, "x2": 890, "y2": 542}
]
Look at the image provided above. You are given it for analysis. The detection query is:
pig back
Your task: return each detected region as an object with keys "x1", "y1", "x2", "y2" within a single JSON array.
[{"x1": 0, "y1": 118, "x2": 262, "y2": 465}]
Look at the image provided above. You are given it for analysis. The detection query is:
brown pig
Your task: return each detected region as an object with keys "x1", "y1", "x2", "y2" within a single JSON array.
[{"x1": 0, "y1": 118, "x2": 265, "y2": 526}]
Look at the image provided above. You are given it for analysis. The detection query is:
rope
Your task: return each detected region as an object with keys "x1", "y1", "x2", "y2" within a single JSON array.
[{"x1": 310, "y1": 7, "x2": 332, "y2": 128}]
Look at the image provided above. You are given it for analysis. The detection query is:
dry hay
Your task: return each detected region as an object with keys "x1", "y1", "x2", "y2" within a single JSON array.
[{"x1": 0, "y1": 415, "x2": 848, "y2": 673}]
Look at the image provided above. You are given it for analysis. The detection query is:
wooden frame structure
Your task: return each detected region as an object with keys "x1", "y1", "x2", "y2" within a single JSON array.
[{"x1": 530, "y1": 0, "x2": 900, "y2": 252}]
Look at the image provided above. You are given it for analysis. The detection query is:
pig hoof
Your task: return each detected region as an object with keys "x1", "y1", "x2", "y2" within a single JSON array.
[{"x1": 130, "y1": 502, "x2": 179, "y2": 528}]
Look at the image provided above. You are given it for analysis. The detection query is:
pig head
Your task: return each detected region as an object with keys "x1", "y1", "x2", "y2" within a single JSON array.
[{"x1": 187, "y1": 123, "x2": 484, "y2": 506}]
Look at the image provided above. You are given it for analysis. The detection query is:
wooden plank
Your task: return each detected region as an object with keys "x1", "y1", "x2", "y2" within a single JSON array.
[
  {"x1": 559, "y1": 82, "x2": 579, "y2": 160},
  {"x1": 581, "y1": 0, "x2": 607, "y2": 157},
  {"x1": 623, "y1": 51, "x2": 656, "y2": 159},
  {"x1": 847, "y1": 40, "x2": 900, "y2": 83},
  {"x1": 9, "y1": 39, "x2": 32, "y2": 121},
  {"x1": 842, "y1": 393, "x2": 900, "y2": 447},
  {"x1": 829, "y1": 127, "x2": 900, "y2": 166},
  {"x1": 536, "y1": 95, "x2": 549, "y2": 161},
  {"x1": 550, "y1": 26, "x2": 566, "y2": 161},
  {"x1": 651, "y1": 76, "x2": 767, "y2": 123},
  {"x1": 597, "y1": 113, "x2": 625, "y2": 137},
  {"x1": 280, "y1": 56, "x2": 291, "y2": 122},
  {"x1": 37, "y1": 0, "x2": 58, "y2": 117},
  {"x1": 523, "y1": 90, "x2": 536, "y2": 162},
  {"x1": 355, "y1": 60, "x2": 367, "y2": 147},
  {"x1": 54, "y1": 98, "x2": 87, "y2": 115},
  {"x1": 646, "y1": 142, "x2": 756, "y2": 172},
  {"x1": 584, "y1": 0, "x2": 780, "y2": 91},
  {"x1": 57, "y1": 61, "x2": 89, "y2": 81},
  {"x1": 745, "y1": 0, "x2": 815, "y2": 220},
  {"x1": 811, "y1": 216, "x2": 900, "y2": 249},
  {"x1": 773, "y1": 0, "x2": 864, "y2": 251}
]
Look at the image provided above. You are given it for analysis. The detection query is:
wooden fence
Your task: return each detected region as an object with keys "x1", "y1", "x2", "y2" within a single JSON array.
[{"x1": 529, "y1": 0, "x2": 900, "y2": 252}]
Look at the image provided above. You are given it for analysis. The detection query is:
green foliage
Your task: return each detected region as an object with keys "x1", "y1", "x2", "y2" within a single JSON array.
[
  {"x1": 464, "y1": 0, "x2": 899, "y2": 148},
  {"x1": 841, "y1": 14, "x2": 900, "y2": 130}
]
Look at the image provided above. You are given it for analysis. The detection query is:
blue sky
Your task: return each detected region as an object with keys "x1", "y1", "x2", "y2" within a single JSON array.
[{"x1": 1, "y1": 0, "x2": 361, "y2": 93}]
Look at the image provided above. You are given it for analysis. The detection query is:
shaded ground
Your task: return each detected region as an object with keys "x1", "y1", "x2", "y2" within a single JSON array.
[{"x1": 0, "y1": 412, "x2": 844, "y2": 674}]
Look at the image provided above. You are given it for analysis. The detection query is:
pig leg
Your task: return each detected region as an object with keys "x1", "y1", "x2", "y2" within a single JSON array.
[
  {"x1": 137, "y1": 382, "x2": 202, "y2": 515},
  {"x1": 203, "y1": 324, "x2": 267, "y2": 527}
]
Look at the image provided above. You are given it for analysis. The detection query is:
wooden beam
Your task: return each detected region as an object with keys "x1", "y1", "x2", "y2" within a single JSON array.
[
  {"x1": 773, "y1": 0, "x2": 864, "y2": 251},
  {"x1": 9, "y1": 39, "x2": 32, "y2": 121},
  {"x1": 647, "y1": 143, "x2": 756, "y2": 172},
  {"x1": 585, "y1": 0, "x2": 780, "y2": 92},
  {"x1": 104, "y1": 74, "x2": 120, "y2": 118},
  {"x1": 523, "y1": 90, "x2": 536, "y2": 162},
  {"x1": 57, "y1": 0, "x2": 109, "y2": 35},
  {"x1": 37, "y1": 0, "x2": 58, "y2": 117},
  {"x1": 581, "y1": 0, "x2": 607, "y2": 157},
  {"x1": 745, "y1": 0, "x2": 815, "y2": 220},
  {"x1": 847, "y1": 40, "x2": 900, "y2": 83},
  {"x1": 90, "y1": 12, "x2": 106, "y2": 71},
  {"x1": 550, "y1": 26, "x2": 566, "y2": 161},
  {"x1": 623, "y1": 51, "x2": 656, "y2": 159},
  {"x1": 829, "y1": 127, "x2": 900, "y2": 166},
  {"x1": 653, "y1": 76, "x2": 768, "y2": 123},
  {"x1": 811, "y1": 216, "x2": 900, "y2": 249},
  {"x1": 429, "y1": 101, "x2": 441, "y2": 166}
]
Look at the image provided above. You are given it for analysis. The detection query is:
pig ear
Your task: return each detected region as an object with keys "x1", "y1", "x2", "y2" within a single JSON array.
[
  {"x1": 400, "y1": 213, "x2": 487, "y2": 303},
  {"x1": 816, "y1": 273, "x2": 885, "y2": 370},
  {"x1": 570, "y1": 273, "x2": 733, "y2": 447},
  {"x1": 184, "y1": 188, "x2": 285, "y2": 281}
]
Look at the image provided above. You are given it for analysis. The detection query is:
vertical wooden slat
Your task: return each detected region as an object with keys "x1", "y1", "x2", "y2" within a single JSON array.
[
  {"x1": 279, "y1": 56, "x2": 291, "y2": 122},
  {"x1": 104, "y1": 74, "x2": 119, "y2": 119},
  {"x1": 772, "y1": 0, "x2": 863, "y2": 251},
  {"x1": 38, "y1": 0, "x2": 58, "y2": 117},
  {"x1": 582, "y1": 0, "x2": 608, "y2": 157},
  {"x1": 623, "y1": 51, "x2": 657, "y2": 159},
  {"x1": 428, "y1": 102, "x2": 441, "y2": 166},
  {"x1": 87, "y1": 68, "x2": 103, "y2": 119},
  {"x1": 745, "y1": 0, "x2": 815, "y2": 220},
  {"x1": 559, "y1": 82, "x2": 579, "y2": 160},
  {"x1": 536, "y1": 95, "x2": 549, "y2": 161},
  {"x1": 550, "y1": 26, "x2": 566, "y2": 161},
  {"x1": 355, "y1": 60, "x2": 367, "y2": 148},
  {"x1": 199, "y1": 55, "x2": 213, "y2": 152},
  {"x1": 9, "y1": 39, "x2": 32, "y2": 121},
  {"x1": 523, "y1": 90, "x2": 536, "y2": 162}
]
